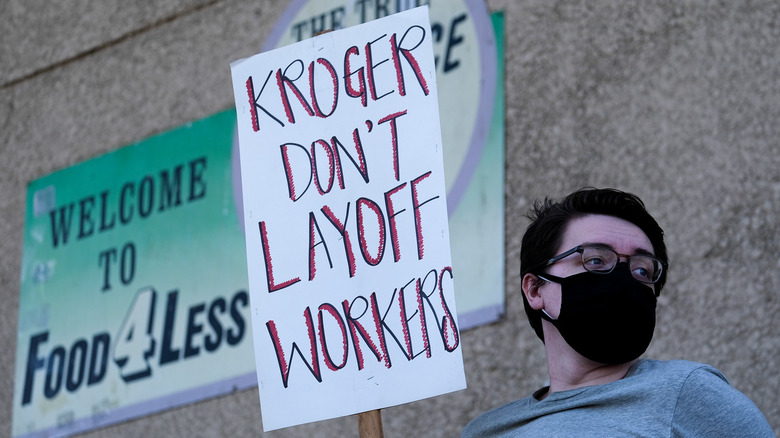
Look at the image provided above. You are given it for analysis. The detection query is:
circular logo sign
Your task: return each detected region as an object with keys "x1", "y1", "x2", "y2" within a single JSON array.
[{"x1": 259, "y1": 0, "x2": 497, "y2": 214}]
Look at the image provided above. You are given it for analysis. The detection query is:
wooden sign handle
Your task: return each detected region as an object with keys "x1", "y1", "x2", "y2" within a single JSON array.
[{"x1": 358, "y1": 409, "x2": 384, "y2": 438}]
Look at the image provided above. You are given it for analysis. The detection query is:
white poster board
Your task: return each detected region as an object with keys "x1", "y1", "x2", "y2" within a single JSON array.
[{"x1": 230, "y1": 6, "x2": 466, "y2": 431}]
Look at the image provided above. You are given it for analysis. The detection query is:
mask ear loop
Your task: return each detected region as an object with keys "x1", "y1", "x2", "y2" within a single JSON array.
[
  {"x1": 535, "y1": 273, "x2": 560, "y2": 322},
  {"x1": 540, "y1": 309, "x2": 557, "y2": 321}
]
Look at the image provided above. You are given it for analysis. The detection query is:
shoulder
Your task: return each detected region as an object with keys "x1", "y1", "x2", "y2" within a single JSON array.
[
  {"x1": 626, "y1": 359, "x2": 737, "y2": 392},
  {"x1": 461, "y1": 396, "x2": 535, "y2": 438},
  {"x1": 632, "y1": 359, "x2": 757, "y2": 408},
  {"x1": 630, "y1": 358, "x2": 723, "y2": 379},
  {"x1": 649, "y1": 360, "x2": 776, "y2": 437}
]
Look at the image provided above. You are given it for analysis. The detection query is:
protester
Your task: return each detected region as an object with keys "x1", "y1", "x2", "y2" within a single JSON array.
[{"x1": 462, "y1": 188, "x2": 774, "y2": 437}]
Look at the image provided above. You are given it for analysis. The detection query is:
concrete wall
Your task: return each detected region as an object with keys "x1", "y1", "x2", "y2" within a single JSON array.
[{"x1": 2, "y1": 0, "x2": 777, "y2": 436}]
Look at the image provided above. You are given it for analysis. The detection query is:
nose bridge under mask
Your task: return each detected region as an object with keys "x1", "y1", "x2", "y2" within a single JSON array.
[{"x1": 538, "y1": 263, "x2": 657, "y2": 364}]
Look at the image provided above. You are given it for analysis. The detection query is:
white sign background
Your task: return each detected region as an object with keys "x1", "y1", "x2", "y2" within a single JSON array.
[
  {"x1": 255, "y1": 0, "x2": 504, "y2": 329},
  {"x1": 230, "y1": 7, "x2": 466, "y2": 431}
]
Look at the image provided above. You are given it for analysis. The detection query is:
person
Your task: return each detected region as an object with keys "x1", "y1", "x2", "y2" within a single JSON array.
[{"x1": 462, "y1": 188, "x2": 775, "y2": 437}]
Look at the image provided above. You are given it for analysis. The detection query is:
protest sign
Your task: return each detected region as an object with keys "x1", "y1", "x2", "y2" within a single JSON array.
[
  {"x1": 260, "y1": 0, "x2": 505, "y2": 329},
  {"x1": 230, "y1": 6, "x2": 466, "y2": 431}
]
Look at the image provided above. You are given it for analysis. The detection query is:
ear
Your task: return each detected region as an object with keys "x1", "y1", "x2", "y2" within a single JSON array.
[{"x1": 522, "y1": 273, "x2": 546, "y2": 310}]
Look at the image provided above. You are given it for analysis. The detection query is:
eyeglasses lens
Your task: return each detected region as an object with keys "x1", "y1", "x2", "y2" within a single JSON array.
[{"x1": 581, "y1": 247, "x2": 661, "y2": 283}]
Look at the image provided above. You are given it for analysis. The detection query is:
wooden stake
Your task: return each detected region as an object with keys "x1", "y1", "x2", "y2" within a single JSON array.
[{"x1": 358, "y1": 409, "x2": 384, "y2": 438}]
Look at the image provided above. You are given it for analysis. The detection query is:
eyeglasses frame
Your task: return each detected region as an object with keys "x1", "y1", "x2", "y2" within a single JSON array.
[{"x1": 529, "y1": 244, "x2": 668, "y2": 285}]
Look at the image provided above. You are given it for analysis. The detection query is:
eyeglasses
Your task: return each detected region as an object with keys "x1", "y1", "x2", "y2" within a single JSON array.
[{"x1": 532, "y1": 244, "x2": 667, "y2": 284}]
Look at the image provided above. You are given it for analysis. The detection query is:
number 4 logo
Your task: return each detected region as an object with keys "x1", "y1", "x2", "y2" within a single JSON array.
[{"x1": 113, "y1": 287, "x2": 157, "y2": 382}]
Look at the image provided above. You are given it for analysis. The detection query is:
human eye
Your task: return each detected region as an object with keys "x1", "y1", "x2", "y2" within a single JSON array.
[
  {"x1": 582, "y1": 247, "x2": 614, "y2": 272},
  {"x1": 631, "y1": 257, "x2": 656, "y2": 282},
  {"x1": 632, "y1": 266, "x2": 651, "y2": 281},
  {"x1": 583, "y1": 255, "x2": 606, "y2": 267}
]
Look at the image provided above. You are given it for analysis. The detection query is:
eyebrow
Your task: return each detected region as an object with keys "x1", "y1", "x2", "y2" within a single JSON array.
[{"x1": 580, "y1": 242, "x2": 655, "y2": 256}]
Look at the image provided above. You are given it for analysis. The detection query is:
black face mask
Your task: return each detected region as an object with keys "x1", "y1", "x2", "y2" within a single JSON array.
[{"x1": 538, "y1": 263, "x2": 657, "y2": 365}]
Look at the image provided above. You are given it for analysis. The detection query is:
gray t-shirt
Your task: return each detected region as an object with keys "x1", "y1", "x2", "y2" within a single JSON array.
[{"x1": 462, "y1": 359, "x2": 775, "y2": 437}]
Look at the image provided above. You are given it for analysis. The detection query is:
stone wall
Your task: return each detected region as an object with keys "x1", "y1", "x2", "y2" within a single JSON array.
[{"x1": 1, "y1": 1, "x2": 777, "y2": 436}]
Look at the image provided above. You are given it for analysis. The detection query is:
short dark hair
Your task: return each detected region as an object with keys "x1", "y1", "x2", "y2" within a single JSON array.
[{"x1": 520, "y1": 188, "x2": 668, "y2": 341}]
